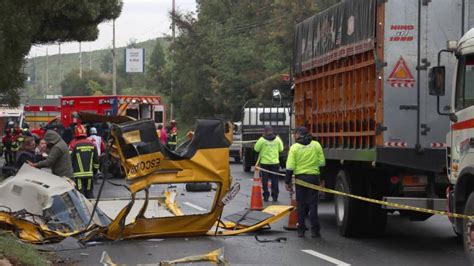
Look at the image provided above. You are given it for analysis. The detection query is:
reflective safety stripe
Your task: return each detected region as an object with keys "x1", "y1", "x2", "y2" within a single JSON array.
[
  {"x1": 74, "y1": 172, "x2": 93, "y2": 177},
  {"x1": 76, "y1": 146, "x2": 95, "y2": 151},
  {"x1": 77, "y1": 178, "x2": 82, "y2": 190},
  {"x1": 87, "y1": 178, "x2": 91, "y2": 190},
  {"x1": 77, "y1": 153, "x2": 84, "y2": 173},
  {"x1": 89, "y1": 152, "x2": 93, "y2": 174}
]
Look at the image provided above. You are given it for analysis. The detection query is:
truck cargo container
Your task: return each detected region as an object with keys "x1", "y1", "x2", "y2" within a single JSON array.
[{"x1": 293, "y1": 0, "x2": 466, "y2": 236}]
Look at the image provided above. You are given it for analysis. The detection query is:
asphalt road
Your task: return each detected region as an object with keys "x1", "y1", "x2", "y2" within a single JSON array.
[{"x1": 58, "y1": 162, "x2": 469, "y2": 265}]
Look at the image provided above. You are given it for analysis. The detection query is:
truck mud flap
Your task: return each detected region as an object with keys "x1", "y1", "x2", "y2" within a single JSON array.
[{"x1": 185, "y1": 182, "x2": 212, "y2": 192}]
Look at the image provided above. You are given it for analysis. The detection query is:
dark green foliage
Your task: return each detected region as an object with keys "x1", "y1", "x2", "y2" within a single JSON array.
[
  {"x1": 60, "y1": 69, "x2": 110, "y2": 96},
  {"x1": 170, "y1": 0, "x2": 336, "y2": 124},
  {"x1": 0, "y1": 0, "x2": 122, "y2": 106}
]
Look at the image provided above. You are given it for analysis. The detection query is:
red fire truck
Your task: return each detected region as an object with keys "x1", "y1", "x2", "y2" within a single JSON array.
[
  {"x1": 59, "y1": 95, "x2": 165, "y2": 127},
  {"x1": 28, "y1": 95, "x2": 165, "y2": 139},
  {"x1": 24, "y1": 105, "x2": 61, "y2": 130}
]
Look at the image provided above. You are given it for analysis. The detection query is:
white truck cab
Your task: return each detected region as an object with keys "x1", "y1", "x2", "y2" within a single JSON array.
[{"x1": 430, "y1": 28, "x2": 474, "y2": 262}]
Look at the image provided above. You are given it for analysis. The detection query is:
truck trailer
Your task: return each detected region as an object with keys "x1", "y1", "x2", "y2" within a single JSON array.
[{"x1": 293, "y1": 0, "x2": 466, "y2": 236}]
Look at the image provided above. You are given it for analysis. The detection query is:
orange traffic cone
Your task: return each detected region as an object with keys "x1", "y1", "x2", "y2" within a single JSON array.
[
  {"x1": 284, "y1": 190, "x2": 298, "y2": 231},
  {"x1": 250, "y1": 169, "x2": 264, "y2": 210}
]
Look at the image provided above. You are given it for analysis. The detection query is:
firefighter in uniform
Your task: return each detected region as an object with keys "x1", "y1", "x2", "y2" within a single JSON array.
[
  {"x1": 254, "y1": 125, "x2": 284, "y2": 202},
  {"x1": 9, "y1": 127, "x2": 23, "y2": 165},
  {"x1": 285, "y1": 126, "x2": 325, "y2": 238},
  {"x1": 2, "y1": 128, "x2": 14, "y2": 166},
  {"x1": 69, "y1": 124, "x2": 99, "y2": 199},
  {"x1": 168, "y1": 120, "x2": 178, "y2": 150}
]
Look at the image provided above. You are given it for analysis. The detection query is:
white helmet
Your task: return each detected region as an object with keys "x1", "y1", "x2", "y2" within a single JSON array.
[{"x1": 90, "y1": 127, "x2": 97, "y2": 135}]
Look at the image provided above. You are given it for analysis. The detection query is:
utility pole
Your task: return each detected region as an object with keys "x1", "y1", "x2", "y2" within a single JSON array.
[
  {"x1": 33, "y1": 53, "x2": 37, "y2": 85},
  {"x1": 170, "y1": 0, "x2": 175, "y2": 121},
  {"x1": 79, "y1": 42, "x2": 83, "y2": 79},
  {"x1": 112, "y1": 18, "x2": 117, "y2": 95},
  {"x1": 89, "y1": 48, "x2": 92, "y2": 70},
  {"x1": 58, "y1": 43, "x2": 63, "y2": 82},
  {"x1": 46, "y1": 48, "x2": 49, "y2": 96}
]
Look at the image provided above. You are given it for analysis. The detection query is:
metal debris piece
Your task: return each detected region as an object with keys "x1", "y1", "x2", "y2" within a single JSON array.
[{"x1": 159, "y1": 248, "x2": 229, "y2": 266}]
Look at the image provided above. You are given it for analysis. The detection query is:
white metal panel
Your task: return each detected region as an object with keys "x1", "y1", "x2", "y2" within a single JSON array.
[{"x1": 383, "y1": 0, "x2": 462, "y2": 148}]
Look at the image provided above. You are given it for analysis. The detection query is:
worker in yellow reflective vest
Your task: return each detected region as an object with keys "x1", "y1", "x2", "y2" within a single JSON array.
[
  {"x1": 285, "y1": 126, "x2": 325, "y2": 238},
  {"x1": 254, "y1": 125, "x2": 284, "y2": 202}
]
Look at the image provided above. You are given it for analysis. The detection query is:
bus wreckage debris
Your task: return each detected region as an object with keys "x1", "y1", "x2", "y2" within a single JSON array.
[{"x1": 0, "y1": 118, "x2": 293, "y2": 244}]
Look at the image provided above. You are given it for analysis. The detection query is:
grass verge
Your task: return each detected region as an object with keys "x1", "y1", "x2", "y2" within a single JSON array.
[{"x1": 0, "y1": 232, "x2": 49, "y2": 266}]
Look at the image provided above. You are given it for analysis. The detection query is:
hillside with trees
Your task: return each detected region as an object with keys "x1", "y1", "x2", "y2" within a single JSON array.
[
  {"x1": 25, "y1": 38, "x2": 169, "y2": 98},
  {"x1": 0, "y1": 0, "x2": 122, "y2": 106},
  {"x1": 23, "y1": 0, "x2": 338, "y2": 125}
]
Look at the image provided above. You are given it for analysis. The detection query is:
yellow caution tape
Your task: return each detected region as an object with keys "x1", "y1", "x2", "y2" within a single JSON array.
[
  {"x1": 254, "y1": 166, "x2": 474, "y2": 220},
  {"x1": 232, "y1": 140, "x2": 258, "y2": 144}
]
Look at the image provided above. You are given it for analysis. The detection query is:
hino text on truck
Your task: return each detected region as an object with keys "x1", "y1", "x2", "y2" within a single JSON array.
[{"x1": 293, "y1": 0, "x2": 474, "y2": 260}]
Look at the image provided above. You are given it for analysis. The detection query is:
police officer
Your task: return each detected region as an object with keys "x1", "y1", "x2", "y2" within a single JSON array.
[
  {"x1": 69, "y1": 124, "x2": 99, "y2": 199},
  {"x1": 285, "y1": 126, "x2": 325, "y2": 238},
  {"x1": 254, "y1": 125, "x2": 283, "y2": 202}
]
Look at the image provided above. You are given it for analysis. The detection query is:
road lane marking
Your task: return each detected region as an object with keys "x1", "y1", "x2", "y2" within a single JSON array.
[
  {"x1": 183, "y1": 202, "x2": 207, "y2": 212},
  {"x1": 302, "y1": 249, "x2": 350, "y2": 266}
]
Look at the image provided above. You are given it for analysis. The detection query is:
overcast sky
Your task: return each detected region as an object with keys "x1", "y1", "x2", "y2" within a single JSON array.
[{"x1": 29, "y1": 0, "x2": 197, "y2": 57}]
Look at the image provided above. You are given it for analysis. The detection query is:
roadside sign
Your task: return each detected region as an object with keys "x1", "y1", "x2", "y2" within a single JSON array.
[{"x1": 125, "y1": 48, "x2": 145, "y2": 73}]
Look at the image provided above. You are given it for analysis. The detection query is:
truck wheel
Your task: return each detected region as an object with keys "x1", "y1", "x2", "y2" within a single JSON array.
[
  {"x1": 234, "y1": 156, "x2": 241, "y2": 163},
  {"x1": 334, "y1": 169, "x2": 363, "y2": 236},
  {"x1": 463, "y1": 192, "x2": 474, "y2": 263}
]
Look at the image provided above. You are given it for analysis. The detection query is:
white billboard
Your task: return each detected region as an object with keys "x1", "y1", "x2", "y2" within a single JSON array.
[{"x1": 125, "y1": 48, "x2": 145, "y2": 73}]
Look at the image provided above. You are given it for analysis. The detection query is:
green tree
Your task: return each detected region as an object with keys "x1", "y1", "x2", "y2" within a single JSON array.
[
  {"x1": 147, "y1": 40, "x2": 167, "y2": 94},
  {"x1": 100, "y1": 50, "x2": 113, "y2": 74},
  {"x1": 0, "y1": 0, "x2": 122, "y2": 106},
  {"x1": 61, "y1": 69, "x2": 110, "y2": 96},
  {"x1": 170, "y1": 0, "x2": 328, "y2": 123}
]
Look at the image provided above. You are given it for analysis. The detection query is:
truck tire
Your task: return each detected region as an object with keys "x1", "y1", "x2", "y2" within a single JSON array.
[
  {"x1": 463, "y1": 192, "x2": 474, "y2": 263},
  {"x1": 185, "y1": 182, "x2": 212, "y2": 192},
  {"x1": 234, "y1": 156, "x2": 241, "y2": 163},
  {"x1": 334, "y1": 169, "x2": 364, "y2": 237}
]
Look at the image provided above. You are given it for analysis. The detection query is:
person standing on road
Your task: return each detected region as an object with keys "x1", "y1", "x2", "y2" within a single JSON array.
[
  {"x1": 254, "y1": 125, "x2": 284, "y2": 202},
  {"x1": 69, "y1": 124, "x2": 99, "y2": 199},
  {"x1": 285, "y1": 126, "x2": 325, "y2": 238},
  {"x1": 28, "y1": 130, "x2": 73, "y2": 178},
  {"x1": 168, "y1": 120, "x2": 178, "y2": 150},
  {"x1": 88, "y1": 127, "x2": 105, "y2": 157},
  {"x1": 157, "y1": 124, "x2": 168, "y2": 146}
]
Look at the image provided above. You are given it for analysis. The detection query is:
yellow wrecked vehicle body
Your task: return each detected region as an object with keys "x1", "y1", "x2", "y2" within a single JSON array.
[{"x1": 0, "y1": 118, "x2": 293, "y2": 243}]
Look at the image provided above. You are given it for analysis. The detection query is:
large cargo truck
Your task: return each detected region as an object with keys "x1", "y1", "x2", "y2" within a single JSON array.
[
  {"x1": 293, "y1": 0, "x2": 466, "y2": 236},
  {"x1": 241, "y1": 105, "x2": 291, "y2": 172}
]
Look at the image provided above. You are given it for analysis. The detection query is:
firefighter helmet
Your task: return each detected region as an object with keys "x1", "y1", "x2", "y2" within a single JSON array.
[{"x1": 75, "y1": 124, "x2": 87, "y2": 138}]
